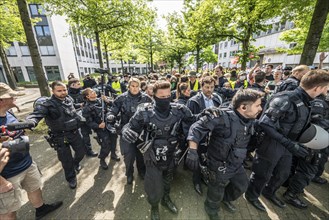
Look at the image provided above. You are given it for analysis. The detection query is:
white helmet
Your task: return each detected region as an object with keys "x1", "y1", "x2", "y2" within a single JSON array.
[{"x1": 299, "y1": 124, "x2": 329, "y2": 150}]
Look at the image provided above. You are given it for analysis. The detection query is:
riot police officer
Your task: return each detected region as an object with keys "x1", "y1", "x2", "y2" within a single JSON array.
[
  {"x1": 245, "y1": 70, "x2": 329, "y2": 212},
  {"x1": 311, "y1": 92, "x2": 329, "y2": 184},
  {"x1": 284, "y1": 75, "x2": 329, "y2": 209},
  {"x1": 122, "y1": 81, "x2": 196, "y2": 220},
  {"x1": 82, "y1": 88, "x2": 119, "y2": 170},
  {"x1": 274, "y1": 65, "x2": 309, "y2": 93},
  {"x1": 26, "y1": 81, "x2": 86, "y2": 189},
  {"x1": 186, "y1": 76, "x2": 222, "y2": 195},
  {"x1": 107, "y1": 77, "x2": 152, "y2": 184},
  {"x1": 186, "y1": 89, "x2": 263, "y2": 220},
  {"x1": 68, "y1": 78, "x2": 98, "y2": 157}
]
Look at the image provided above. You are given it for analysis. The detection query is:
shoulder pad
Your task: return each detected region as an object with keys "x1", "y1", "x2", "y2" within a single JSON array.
[
  {"x1": 33, "y1": 96, "x2": 50, "y2": 109},
  {"x1": 269, "y1": 95, "x2": 291, "y2": 111}
]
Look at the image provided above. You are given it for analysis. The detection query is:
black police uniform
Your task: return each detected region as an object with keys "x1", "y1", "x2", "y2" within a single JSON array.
[
  {"x1": 26, "y1": 95, "x2": 85, "y2": 185},
  {"x1": 246, "y1": 87, "x2": 312, "y2": 209},
  {"x1": 186, "y1": 92, "x2": 222, "y2": 194},
  {"x1": 187, "y1": 107, "x2": 255, "y2": 217},
  {"x1": 83, "y1": 77, "x2": 97, "y2": 89},
  {"x1": 282, "y1": 94, "x2": 329, "y2": 208},
  {"x1": 311, "y1": 94, "x2": 329, "y2": 182},
  {"x1": 82, "y1": 98, "x2": 117, "y2": 164},
  {"x1": 68, "y1": 87, "x2": 96, "y2": 156},
  {"x1": 107, "y1": 91, "x2": 152, "y2": 181},
  {"x1": 274, "y1": 76, "x2": 299, "y2": 93},
  {"x1": 123, "y1": 102, "x2": 195, "y2": 214}
]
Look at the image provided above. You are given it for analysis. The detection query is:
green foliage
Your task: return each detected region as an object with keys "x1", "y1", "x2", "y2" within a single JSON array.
[
  {"x1": 200, "y1": 46, "x2": 217, "y2": 65},
  {"x1": 0, "y1": 0, "x2": 25, "y2": 47},
  {"x1": 279, "y1": 0, "x2": 329, "y2": 54}
]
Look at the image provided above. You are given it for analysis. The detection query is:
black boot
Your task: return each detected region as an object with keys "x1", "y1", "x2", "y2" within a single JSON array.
[
  {"x1": 111, "y1": 153, "x2": 120, "y2": 162},
  {"x1": 36, "y1": 202, "x2": 63, "y2": 220},
  {"x1": 86, "y1": 149, "x2": 98, "y2": 157},
  {"x1": 312, "y1": 176, "x2": 328, "y2": 184},
  {"x1": 161, "y1": 195, "x2": 178, "y2": 214},
  {"x1": 100, "y1": 159, "x2": 108, "y2": 170},
  {"x1": 283, "y1": 191, "x2": 308, "y2": 209},
  {"x1": 68, "y1": 177, "x2": 77, "y2": 189},
  {"x1": 151, "y1": 205, "x2": 160, "y2": 220},
  {"x1": 127, "y1": 175, "x2": 134, "y2": 184},
  {"x1": 222, "y1": 201, "x2": 236, "y2": 213}
]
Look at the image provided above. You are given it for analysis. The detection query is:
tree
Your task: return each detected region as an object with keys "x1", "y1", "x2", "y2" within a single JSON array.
[
  {"x1": 200, "y1": 46, "x2": 217, "y2": 69},
  {"x1": 0, "y1": 0, "x2": 25, "y2": 89},
  {"x1": 299, "y1": 0, "x2": 328, "y2": 65},
  {"x1": 45, "y1": 0, "x2": 152, "y2": 69},
  {"x1": 17, "y1": 0, "x2": 50, "y2": 96},
  {"x1": 279, "y1": 0, "x2": 329, "y2": 65}
]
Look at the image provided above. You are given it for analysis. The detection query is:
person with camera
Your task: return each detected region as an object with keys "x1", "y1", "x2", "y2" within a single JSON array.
[
  {"x1": 26, "y1": 81, "x2": 86, "y2": 189},
  {"x1": 81, "y1": 88, "x2": 119, "y2": 170},
  {"x1": 68, "y1": 78, "x2": 98, "y2": 157},
  {"x1": 245, "y1": 70, "x2": 329, "y2": 212},
  {"x1": 107, "y1": 77, "x2": 152, "y2": 184},
  {"x1": 186, "y1": 89, "x2": 263, "y2": 220},
  {"x1": 0, "y1": 82, "x2": 62, "y2": 220}
]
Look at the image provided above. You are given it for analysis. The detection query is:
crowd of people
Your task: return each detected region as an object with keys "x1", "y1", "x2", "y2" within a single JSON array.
[{"x1": 0, "y1": 55, "x2": 328, "y2": 220}]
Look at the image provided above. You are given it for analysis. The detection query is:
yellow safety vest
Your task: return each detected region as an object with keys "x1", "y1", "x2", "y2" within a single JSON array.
[
  {"x1": 229, "y1": 79, "x2": 236, "y2": 89},
  {"x1": 112, "y1": 81, "x2": 122, "y2": 94},
  {"x1": 192, "y1": 79, "x2": 199, "y2": 91}
]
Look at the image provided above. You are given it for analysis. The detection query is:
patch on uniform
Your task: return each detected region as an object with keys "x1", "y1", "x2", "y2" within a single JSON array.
[{"x1": 164, "y1": 125, "x2": 170, "y2": 131}]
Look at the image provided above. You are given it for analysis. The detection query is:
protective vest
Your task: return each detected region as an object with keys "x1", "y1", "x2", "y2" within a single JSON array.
[
  {"x1": 141, "y1": 103, "x2": 184, "y2": 169},
  {"x1": 44, "y1": 97, "x2": 80, "y2": 133},
  {"x1": 269, "y1": 91, "x2": 311, "y2": 141},
  {"x1": 207, "y1": 110, "x2": 253, "y2": 170},
  {"x1": 229, "y1": 79, "x2": 236, "y2": 89},
  {"x1": 191, "y1": 79, "x2": 200, "y2": 91},
  {"x1": 120, "y1": 92, "x2": 151, "y2": 126},
  {"x1": 83, "y1": 99, "x2": 104, "y2": 125},
  {"x1": 311, "y1": 96, "x2": 329, "y2": 130},
  {"x1": 275, "y1": 77, "x2": 299, "y2": 93},
  {"x1": 112, "y1": 81, "x2": 122, "y2": 94}
]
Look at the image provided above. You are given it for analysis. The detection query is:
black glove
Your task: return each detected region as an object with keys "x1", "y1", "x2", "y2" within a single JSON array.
[
  {"x1": 202, "y1": 107, "x2": 221, "y2": 119},
  {"x1": 288, "y1": 143, "x2": 309, "y2": 158},
  {"x1": 122, "y1": 127, "x2": 138, "y2": 143},
  {"x1": 185, "y1": 148, "x2": 199, "y2": 171},
  {"x1": 144, "y1": 148, "x2": 156, "y2": 167}
]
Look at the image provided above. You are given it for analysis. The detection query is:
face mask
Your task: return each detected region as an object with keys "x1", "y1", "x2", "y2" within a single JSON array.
[
  {"x1": 154, "y1": 96, "x2": 171, "y2": 112},
  {"x1": 239, "y1": 76, "x2": 246, "y2": 81}
]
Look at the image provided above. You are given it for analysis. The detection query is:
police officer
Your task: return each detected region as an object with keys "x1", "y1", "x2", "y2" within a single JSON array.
[
  {"x1": 274, "y1": 65, "x2": 309, "y2": 93},
  {"x1": 311, "y1": 91, "x2": 329, "y2": 184},
  {"x1": 82, "y1": 74, "x2": 97, "y2": 89},
  {"x1": 186, "y1": 76, "x2": 222, "y2": 195},
  {"x1": 186, "y1": 89, "x2": 263, "y2": 220},
  {"x1": 284, "y1": 75, "x2": 329, "y2": 209},
  {"x1": 107, "y1": 78, "x2": 152, "y2": 184},
  {"x1": 122, "y1": 81, "x2": 195, "y2": 220},
  {"x1": 245, "y1": 70, "x2": 329, "y2": 212},
  {"x1": 26, "y1": 81, "x2": 86, "y2": 189},
  {"x1": 68, "y1": 78, "x2": 98, "y2": 157},
  {"x1": 82, "y1": 88, "x2": 119, "y2": 170}
]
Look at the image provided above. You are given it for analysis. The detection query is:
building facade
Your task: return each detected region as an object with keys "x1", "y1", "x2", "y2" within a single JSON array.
[
  {"x1": 0, "y1": 4, "x2": 148, "y2": 84},
  {"x1": 215, "y1": 20, "x2": 329, "y2": 69}
]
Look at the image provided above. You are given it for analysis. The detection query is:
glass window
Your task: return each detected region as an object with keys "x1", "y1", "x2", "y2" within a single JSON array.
[
  {"x1": 43, "y1": 26, "x2": 50, "y2": 36},
  {"x1": 40, "y1": 46, "x2": 55, "y2": 56},
  {"x1": 12, "y1": 67, "x2": 25, "y2": 82},
  {"x1": 224, "y1": 42, "x2": 228, "y2": 48},
  {"x1": 20, "y1": 46, "x2": 30, "y2": 56},
  {"x1": 220, "y1": 43, "x2": 223, "y2": 49},
  {"x1": 112, "y1": 68, "x2": 117, "y2": 73},
  {"x1": 35, "y1": 26, "x2": 43, "y2": 36},
  {"x1": 224, "y1": 52, "x2": 227, "y2": 58},
  {"x1": 29, "y1": 5, "x2": 38, "y2": 15},
  {"x1": 81, "y1": 50, "x2": 85, "y2": 56},
  {"x1": 45, "y1": 66, "x2": 61, "y2": 81},
  {"x1": 26, "y1": 66, "x2": 37, "y2": 82},
  {"x1": 6, "y1": 46, "x2": 17, "y2": 56}
]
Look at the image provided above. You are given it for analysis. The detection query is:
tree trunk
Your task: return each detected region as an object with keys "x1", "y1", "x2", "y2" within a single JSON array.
[
  {"x1": 95, "y1": 31, "x2": 103, "y2": 68},
  {"x1": 196, "y1": 45, "x2": 200, "y2": 72},
  {"x1": 150, "y1": 46, "x2": 154, "y2": 72},
  {"x1": 104, "y1": 42, "x2": 110, "y2": 71},
  {"x1": 0, "y1": 43, "x2": 17, "y2": 89},
  {"x1": 17, "y1": 0, "x2": 50, "y2": 96},
  {"x1": 300, "y1": 0, "x2": 329, "y2": 65},
  {"x1": 120, "y1": 58, "x2": 124, "y2": 73}
]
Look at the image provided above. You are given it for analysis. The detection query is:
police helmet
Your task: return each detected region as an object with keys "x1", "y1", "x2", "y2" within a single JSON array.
[
  {"x1": 33, "y1": 96, "x2": 49, "y2": 110},
  {"x1": 299, "y1": 124, "x2": 329, "y2": 150}
]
